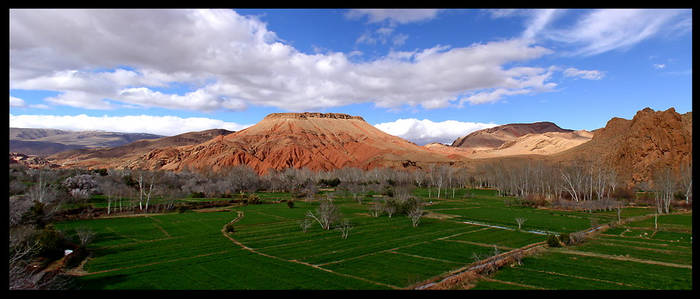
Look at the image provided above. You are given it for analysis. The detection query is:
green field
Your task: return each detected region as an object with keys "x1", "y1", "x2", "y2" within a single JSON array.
[
  {"x1": 469, "y1": 212, "x2": 693, "y2": 290},
  {"x1": 54, "y1": 189, "x2": 690, "y2": 290}
]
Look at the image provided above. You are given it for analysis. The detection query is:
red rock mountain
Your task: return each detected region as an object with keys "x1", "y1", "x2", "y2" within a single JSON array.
[
  {"x1": 553, "y1": 107, "x2": 692, "y2": 186},
  {"x1": 73, "y1": 113, "x2": 451, "y2": 174}
]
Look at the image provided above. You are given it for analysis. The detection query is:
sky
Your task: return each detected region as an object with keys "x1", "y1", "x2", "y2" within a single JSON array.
[{"x1": 9, "y1": 9, "x2": 693, "y2": 145}]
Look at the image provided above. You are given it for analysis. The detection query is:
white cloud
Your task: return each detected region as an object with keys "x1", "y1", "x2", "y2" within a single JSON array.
[
  {"x1": 10, "y1": 9, "x2": 556, "y2": 113},
  {"x1": 10, "y1": 96, "x2": 25, "y2": 107},
  {"x1": 9, "y1": 114, "x2": 252, "y2": 136},
  {"x1": 536, "y1": 9, "x2": 691, "y2": 56},
  {"x1": 653, "y1": 63, "x2": 666, "y2": 69},
  {"x1": 374, "y1": 118, "x2": 498, "y2": 145},
  {"x1": 346, "y1": 9, "x2": 440, "y2": 25},
  {"x1": 563, "y1": 67, "x2": 605, "y2": 80}
]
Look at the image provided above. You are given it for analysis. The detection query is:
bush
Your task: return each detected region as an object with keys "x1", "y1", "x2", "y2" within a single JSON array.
[
  {"x1": 63, "y1": 247, "x2": 88, "y2": 269},
  {"x1": 559, "y1": 233, "x2": 571, "y2": 245},
  {"x1": 247, "y1": 194, "x2": 261, "y2": 205},
  {"x1": 33, "y1": 225, "x2": 67, "y2": 259},
  {"x1": 287, "y1": 200, "x2": 295, "y2": 208},
  {"x1": 546, "y1": 234, "x2": 561, "y2": 247},
  {"x1": 224, "y1": 223, "x2": 235, "y2": 233},
  {"x1": 189, "y1": 192, "x2": 205, "y2": 198},
  {"x1": 176, "y1": 205, "x2": 189, "y2": 213},
  {"x1": 612, "y1": 187, "x2": 635, "y2": 200},
  {"x1": 319, "y1": 178, "x2": 341, "y2": 188}
]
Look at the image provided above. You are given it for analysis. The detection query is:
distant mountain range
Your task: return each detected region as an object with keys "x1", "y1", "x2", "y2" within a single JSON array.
[
  {"x1": 10, "y1": 107, "x2": 692, "y2": 187},
  {"x1": 9, "y1": 128, "x2": 164, "y2": 156}
]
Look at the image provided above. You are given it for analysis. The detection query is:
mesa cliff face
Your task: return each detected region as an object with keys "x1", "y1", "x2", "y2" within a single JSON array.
[
  {"x1": 554, "y1": 107, "x2": 692, "y2": 186},
  {"x1": 126, "y1": 113, "x2": 450, "y2": 174}
]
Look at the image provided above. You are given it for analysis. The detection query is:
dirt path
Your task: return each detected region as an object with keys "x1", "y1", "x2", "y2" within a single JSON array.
[{"x1": 557, "y1": 249, "x2": 692, "y2": 269}]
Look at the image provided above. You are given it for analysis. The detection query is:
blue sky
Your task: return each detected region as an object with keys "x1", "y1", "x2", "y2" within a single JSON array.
[{"x1": 9, "y1": 9, "x2": 692, "y2": 145}]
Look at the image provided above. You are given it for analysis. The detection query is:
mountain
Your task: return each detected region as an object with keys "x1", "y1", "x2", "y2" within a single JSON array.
[
  {"x1": 450, "y1": 121, "x2": 574, "y2": 149},
  {"x1": 49, "y1": 129, "x2": 234, "y2": 169},
  {"x1": 440, "y1": 121, "x2": 591, "y2": 158},
  {"x1": 106, "y1": 112, "x2": 452, "y2": 174},
  {"x1": 9, "y1": 128, "x2": 163, "y2": 156},
  {"x1": 553, "y1": 107, "x2": 692, "y2": 186}
]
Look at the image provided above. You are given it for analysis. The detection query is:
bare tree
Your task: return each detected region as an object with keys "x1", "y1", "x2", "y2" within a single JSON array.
[
  {"x1": 335, "y1": 219, "x2": 352, "y2": 239},
  {"x1": 300, "y1": 218, "x2": 313, "y2": 233},
  {"x1": 408, "y1": 205, "x2": 424, "y2": 227},
  {"x1": 515, "y1": 217, "x2": 527, "y2": 230},
  {"x1": 368, "y1": 202, "x2": 383, "y2": 217},
  {"x1": 679, "y1": 162, "x2": 692, "y2": 204},
  {"x1": 306, "y1": 200, "x2": 341, "y2": 230}
]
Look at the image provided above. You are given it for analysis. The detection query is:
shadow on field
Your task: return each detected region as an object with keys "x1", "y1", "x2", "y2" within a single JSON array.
[{"x1": 76, "y1": 274, "x2": 132, "y2": 290}]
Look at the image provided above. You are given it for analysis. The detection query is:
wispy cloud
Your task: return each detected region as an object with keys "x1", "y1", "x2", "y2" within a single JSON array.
[
  {"x1": 653, "y1": 63, "x2": 666, "y2": 69},
  {"x1": 537, "y1": 9, "x2": 691, "y2": 57},
  {"x1": 345, "y1": 9, "x2": 440, "y2": 25},
  {"x1": 563, "y1": 67, "x2": 605, "y2": 80}
]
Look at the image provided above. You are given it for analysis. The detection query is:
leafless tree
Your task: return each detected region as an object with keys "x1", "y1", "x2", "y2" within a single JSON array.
[
  {"x1": 653, "y1": 166, "x2": 675, "y2": 214},
  {"x1": 306, "y1": 200, "x2": 341, "y2": 230},
  {"x1": 368, "y1": 202, "x2": 383, "y2": 217},
  {"x1": 679, "y1": 162, "x2": 692, "y2": 204},
  {"x1": 335, "y1": 219, "x2": 352, "y2": 239},
  {"x1": 74, "y1": 227, "x2": 96, "y2": 248},
  {"x1": 515, "y1": 217, "x2": 527, "y2": 230},
  {"x1": 383, "y1": 200, "x2": 396, "y2": 218},
  {"x1": 300, "y1": 218, "x2": 313, "y2": 233},
  {"x1": 408, "y1": 205, "x2": 424, "y2": 227}
]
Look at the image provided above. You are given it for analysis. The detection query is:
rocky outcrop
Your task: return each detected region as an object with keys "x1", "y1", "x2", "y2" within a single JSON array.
[
  {"x1": 10, "y1": 152, "x2": 60, "y2": 169},
  {"x1": 554, "y1": 107, "x2": 692, "y2": 186}
]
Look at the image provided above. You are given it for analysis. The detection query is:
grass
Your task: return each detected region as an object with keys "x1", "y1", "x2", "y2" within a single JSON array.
[{"x1": 54, "y1": 188, "x2": 691, "y2": 290}]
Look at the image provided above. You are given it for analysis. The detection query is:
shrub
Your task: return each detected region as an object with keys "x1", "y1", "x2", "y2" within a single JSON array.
[
  {"x1": 287, "y1": 200, "x2": 295, "y2": 208},
  {"x1": 546, "y1": 234, "x2": 561, "y2": 247},
  {"x1": 63, "y1": 247, "x2": 88, "y2": 269},
  {"x1": 568, "y1": 231, "x2": 586, "y2": 245},
  {"x1": 224, "y1": 223, "x2": 235, "y2": 233},
  {"x1": 247, "y1": 194, "x2": 261, "y2": 205},
  {"x1": 319, "y1": 178, "x2": 341, "y2": 188},
  {"x1": 33, "y1": 225, "x2": 67, "y2": 259},
  {"x1": 189, "y1": 192, "x2": 205, "y2": 198},
  {"x1": 559, "y1": 233, "x2": 571, "y2": 245}
]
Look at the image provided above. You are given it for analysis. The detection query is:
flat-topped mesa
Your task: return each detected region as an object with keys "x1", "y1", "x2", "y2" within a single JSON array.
[{"x1": 263, "y1": 112, "x2": 365, "y2": 121}]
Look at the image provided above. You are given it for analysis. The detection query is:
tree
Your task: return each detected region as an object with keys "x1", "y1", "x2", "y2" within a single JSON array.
[
  {"x1": 515, "y1": 217, "x2": 527, "y2": 230},
  {"x1": 306, "y1": 200, "x2": 341, "y2": 230},
  {"x1": 679, "y1": 162, "x2": 692, "y2": 204},
  {"x1": 335, "y1": 219, "x2": 352, "y2": 239},
  {"x1": 408, "y1": 205, "x2": 424, "y2": 227}
]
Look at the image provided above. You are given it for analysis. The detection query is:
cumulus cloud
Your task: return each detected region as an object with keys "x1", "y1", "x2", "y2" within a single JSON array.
[
  {"x1": 563, "y1": 67, "x2": 605, "y2": 80},
  {"x1": 9, "y1": 114, "x2": 252, "y2": 136},
  {"x1": 374, "y1": 118, "x2": 498, "y2": 145},
  {"x1": 10, "y1": 9, "x2": 556, "y2": 113}
]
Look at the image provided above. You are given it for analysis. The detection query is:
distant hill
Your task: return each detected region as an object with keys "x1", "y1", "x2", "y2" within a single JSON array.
[
  {"x1": 9, "y1": 128, "x2": 164, "y2": 156},
  {"x1": 50, "y1": 129, "x2": 235, "y2": 168}
]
